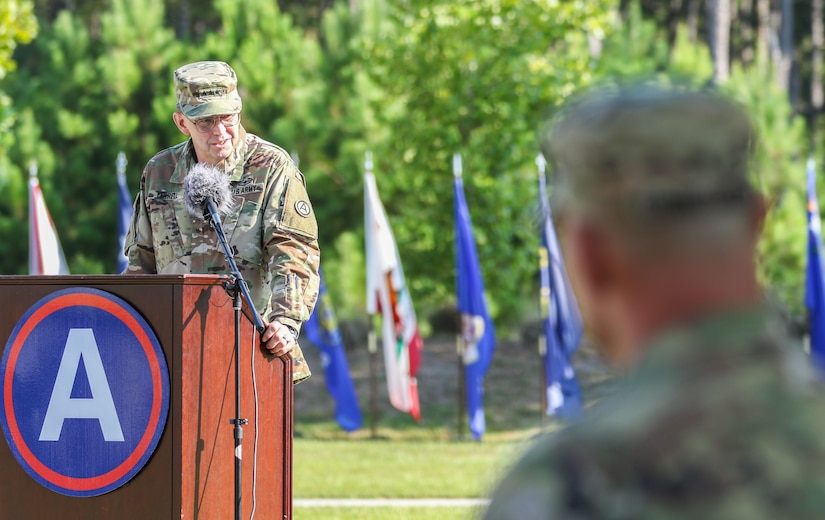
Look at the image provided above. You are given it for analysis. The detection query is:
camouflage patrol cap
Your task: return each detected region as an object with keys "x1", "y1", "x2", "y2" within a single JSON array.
[
  {"x1": 174, "y1": 61, "x2": 242, "y2": 119},
  {"x1": 545, "y1": 84, "x2": 756, "y2": 226}
]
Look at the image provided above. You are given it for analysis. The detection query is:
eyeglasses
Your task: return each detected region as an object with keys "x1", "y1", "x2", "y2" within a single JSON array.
[{"x1": 186, "y1": 113, "x2": 240, "y2": 133}]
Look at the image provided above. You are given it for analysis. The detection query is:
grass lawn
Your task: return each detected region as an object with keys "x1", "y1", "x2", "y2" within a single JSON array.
[
  {"x1": 292, "y1": 506, "x2": 479, "y2": 520},
  {"x1": 294, "y1": 435, "x2": 533, "y2": 499},
  {"x1": 289, "y1": 335, "x2": 603, "y2": 520}
]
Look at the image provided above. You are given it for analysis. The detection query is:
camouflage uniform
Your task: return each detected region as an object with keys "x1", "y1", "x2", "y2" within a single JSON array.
[
  {"x1": 484, "y1": 85, "x2": 825, "y2": 518},
  {"x1": 484, "y1": 309, "x2": 825, "y2": 520},
  {"x1": 124, "y1": 61, "x2": 319, "y2": 383}
]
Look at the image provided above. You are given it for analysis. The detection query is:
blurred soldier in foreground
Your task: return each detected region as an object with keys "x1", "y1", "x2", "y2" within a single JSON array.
[
  {"x1": 124, "y1": 61, "x2": 319, "y2": 383},
  {"x1": 483, "y1": 84, "x2": 825, "y2": 519}
]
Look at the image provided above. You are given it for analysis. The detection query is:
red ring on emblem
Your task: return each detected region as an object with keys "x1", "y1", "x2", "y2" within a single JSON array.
[{"x1": 3, "y1": 292, "x2": 165, "y2": 492}]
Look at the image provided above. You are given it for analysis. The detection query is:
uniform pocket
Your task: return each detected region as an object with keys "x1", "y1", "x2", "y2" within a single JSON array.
[
  {"x1": 145, "y1": 191, "x2": 187, "y2": 271},
  {"x1": 285, "y1": 272, "x2": 302, "y2": 310},
  {"x1": 228, "y1": 198, "x2": 263, "y2": 260}
]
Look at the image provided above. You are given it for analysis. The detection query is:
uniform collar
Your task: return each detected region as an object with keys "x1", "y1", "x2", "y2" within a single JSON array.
[{"x1": 638, "y1": 305, "x2": 777, "y2": 373}]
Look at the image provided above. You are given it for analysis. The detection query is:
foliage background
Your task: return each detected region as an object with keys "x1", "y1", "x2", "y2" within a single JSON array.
[{"x1": 0, "y1": 0, "x2": 818, "y2": 332}]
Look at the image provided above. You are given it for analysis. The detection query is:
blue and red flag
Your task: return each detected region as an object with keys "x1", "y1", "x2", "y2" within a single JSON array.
[
  {"x1": 537, "y1": 154, "x2": 582, "y2": 419},
  {"x1": 305, "y1": 271, "x2": 363, "y2": 432},
  {"x1": 805, "y1": 158, "x2": 825, "y2": 372},
  {"x1": 453, "y1": 153, "x2": 496, "y2": 441}
]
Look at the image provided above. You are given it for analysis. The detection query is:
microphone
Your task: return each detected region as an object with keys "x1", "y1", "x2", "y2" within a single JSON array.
[
  {"x1": 183, "y1": 162, "x2": 235, "y2": 221},
  {"x1": 182, "y1": 162, "x2": 265, "y2": 332}
]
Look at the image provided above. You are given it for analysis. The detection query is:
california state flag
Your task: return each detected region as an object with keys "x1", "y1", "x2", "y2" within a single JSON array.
[
  {"x1": 365, "y1": 171, "x2": 422, "y2": 421},
  {"x1": 29, "y1": 170, "x2": 70, "y2": 275}
]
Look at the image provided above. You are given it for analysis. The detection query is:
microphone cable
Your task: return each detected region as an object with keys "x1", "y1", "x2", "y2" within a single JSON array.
[{"x1": 249, "y1": 326, "x2": 261, "y2": 520}]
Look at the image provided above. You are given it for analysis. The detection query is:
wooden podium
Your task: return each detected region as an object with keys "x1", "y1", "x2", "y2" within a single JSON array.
[{"x1": 0, "y1": 275, "x2": 293, "y2": 519}]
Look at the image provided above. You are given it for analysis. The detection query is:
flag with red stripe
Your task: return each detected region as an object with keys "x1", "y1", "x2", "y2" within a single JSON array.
[
  {"x1": 28, "y1": 166, "x2": 70, "y2": 275},
  {"x1": 364, "y1": 163, "x2": 422, "y2": 421}
]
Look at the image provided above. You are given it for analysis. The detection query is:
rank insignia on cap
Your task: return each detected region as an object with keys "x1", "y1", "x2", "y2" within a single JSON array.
[{"x1": 295, "y1": 200, "x2": 311, "y2": 217}]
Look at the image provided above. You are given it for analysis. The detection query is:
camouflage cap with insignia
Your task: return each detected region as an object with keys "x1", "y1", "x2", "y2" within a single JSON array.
[
  {"x1": 174, "y1": 61, "x2": 243, "y2": 119},
  {"x1": 544, "y1": 84, "x2": 757, "y2": 228}
]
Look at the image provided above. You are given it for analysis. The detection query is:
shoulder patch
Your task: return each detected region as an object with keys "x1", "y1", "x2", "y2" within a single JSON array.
[
  {"x1": 280, "y1": 179, "x2": 317, "y2": 239},
  {"x1": 294, "y1": 200, "x2": 311, "y2": 217}
]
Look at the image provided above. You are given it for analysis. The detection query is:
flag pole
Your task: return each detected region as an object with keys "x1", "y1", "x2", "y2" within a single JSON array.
[
  {"x1": 28, "y1": 160, "x2": 37, "y2": 275},
  {"x1": 365, "y1": 151, "x2": 379, "y2": 439},
  {"x1": 453, "y1": 153, "x2": 467, "y2": 441},
  {"x1": 802, "y1": 155, "x2": 819, "y2": 356},
  {"x1": 538, "y1": 335, "x2": 547, "y2": 428},
  {"x1": 116, "y1": 151, "x2": 127, "y2": 177},
  {"x1": 456, "y1": 332, "x2": 466, "y2": 440},
  {"x1": 807, "y1": 157, "x2": 814, "y2": 356},
  {"x1": 368, "y1": 327, "x2": 378, "y2": 439},
  {"x1": 116, "y1": 152, "x2": 129, "y2": 273},
  {"x1": 536, "y1": 153, "x2": 549, "y2": 428}
]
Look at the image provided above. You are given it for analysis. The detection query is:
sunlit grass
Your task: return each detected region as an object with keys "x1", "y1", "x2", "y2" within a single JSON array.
[
  {"x1": 294, "y1": 435, "x2": 532, "y2": 499},
  {"x1": 290, "y1": 336, "x2": 593, "y2": 520},
  {"x1": 293, "y1": 506, "x2": 479, "y2": 520}
]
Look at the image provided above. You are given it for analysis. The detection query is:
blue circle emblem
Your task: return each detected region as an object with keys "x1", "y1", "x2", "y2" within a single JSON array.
[{"x1": 1, "y1": 288, "x2": 169, "y2": 497}]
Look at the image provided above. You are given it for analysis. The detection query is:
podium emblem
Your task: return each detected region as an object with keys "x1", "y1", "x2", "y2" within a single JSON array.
[{"x1": 1, "y1": 288, "x2": 170, "y2": 497}]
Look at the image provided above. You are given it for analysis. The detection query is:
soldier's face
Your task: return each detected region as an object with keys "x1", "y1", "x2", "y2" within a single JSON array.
[{"x1": 173, "y1": 112, "x2": 241, "y2": 166}]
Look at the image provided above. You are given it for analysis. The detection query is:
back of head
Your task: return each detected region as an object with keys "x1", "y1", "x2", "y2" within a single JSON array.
[{"x1": 545, "y1": 83, "x2": 758, "y2": 252}]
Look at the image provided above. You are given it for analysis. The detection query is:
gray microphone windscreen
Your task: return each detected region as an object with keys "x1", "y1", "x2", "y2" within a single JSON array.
[{"x1": 183, "y1": 163, "x2": 234, "y2": 220}]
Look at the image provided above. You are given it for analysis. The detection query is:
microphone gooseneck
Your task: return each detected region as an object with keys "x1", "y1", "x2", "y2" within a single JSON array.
[
  {"x1": 181, "y1": 162, "x2": 264, "y2": 333},
  {"x1": 183, "y1": 163, "x2": 260, "y2": 520}
]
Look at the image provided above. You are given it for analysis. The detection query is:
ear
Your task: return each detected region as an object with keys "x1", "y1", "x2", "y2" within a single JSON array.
[
  {"x1": 562, "y1": 217, "x2": 617, "y2": 297},
  {"x1": 172, "y1": 112, "x2": 191, "y2": 136},
  {"x1": 748, "y1": 192, "x2": 767, "y2": 244}
]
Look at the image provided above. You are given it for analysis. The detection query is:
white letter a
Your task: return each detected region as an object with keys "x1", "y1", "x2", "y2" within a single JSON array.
[{"x1": 39, "y1": 328, "x2": 124, "y2": 442}]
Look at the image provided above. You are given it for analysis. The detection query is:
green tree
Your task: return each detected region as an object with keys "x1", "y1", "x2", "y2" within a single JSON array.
[
  {"x1": 200, "y1": 0, "x2": 387, "y2": 318},
  {"x1": 2, "y1": 0, "x2": 810, "y2": 331},
  {"x1": 293, "y1": 0, "x2": 390, "y2": 317},
  {"x1": 0, "y1": 0, "x2": 37, "y2": 274},
  {"x1": 2, "y1": 0, "x2": 384, "y2": 287},
  {"x1": 596, "y1": 2, "x2": 809, "y2": 317},
  {"x1": 726, "y1": 61, "x2": 808, "y2": 315},
  {"x1": 0, "y1": 0, "x2": 36, "y2": 76},
  {"x1": 4, "y1": 0, "x2": 181, "y2": 274},
  {"x1": 363, "y1": 0, "x2": 616, "y2": 326}
]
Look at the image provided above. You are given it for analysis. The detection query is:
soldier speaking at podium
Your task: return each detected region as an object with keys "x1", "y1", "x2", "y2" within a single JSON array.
[{"x1": 123, "y1": 61, "x2": 319, "y2": 383}]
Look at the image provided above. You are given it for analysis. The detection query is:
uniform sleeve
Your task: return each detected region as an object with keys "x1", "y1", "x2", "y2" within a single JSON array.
[
  {"x1": 122, "y1": 172, "x2": 158, "y2": 274},
  {"x1": 261, "y1": 160, "x2": 321, "y2": 334},
  {"x1": 483, "y1": 436, "x2": 579, "y2": 520},
  {"x1": 483, "y1": 468, "x2": 565, "y2": 520}
]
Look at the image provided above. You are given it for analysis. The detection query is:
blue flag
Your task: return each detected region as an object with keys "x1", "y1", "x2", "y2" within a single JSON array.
[
  {"x1": 305, "y1": 272, "x2": 363, "y2": 432},
  {"x1": 116, "y1": 153, "x2": 132, "y2": 273},
  {"x1": 453, "y1": 155, "x2": 496, "y2": 441},
  {"x1": 538, "y1": 154, "x2": 583, "y2": 419},
  {"x1": 805, "y1": 158, "x2": 825, "y2": 372}
]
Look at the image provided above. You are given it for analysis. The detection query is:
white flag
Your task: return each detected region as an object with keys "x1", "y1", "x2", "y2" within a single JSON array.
[
  {"x1": 364, "y1": 170, "x2": 422, "y2": 420},
  {"x1": 29, "y1": 172, "x2": 70, "y2": 275}
]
